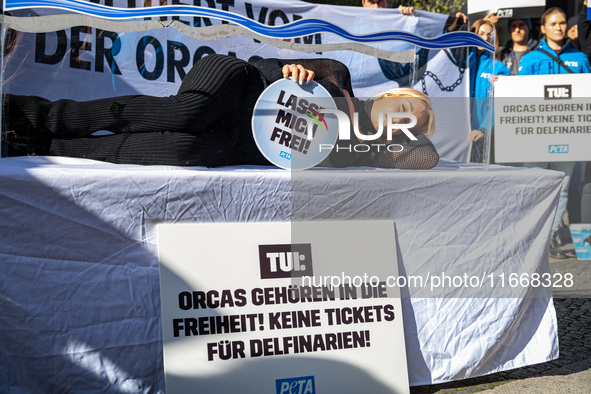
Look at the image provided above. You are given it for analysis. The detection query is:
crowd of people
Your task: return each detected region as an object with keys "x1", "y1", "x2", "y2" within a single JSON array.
[
  {"x1": 362, "y1": 1, "x2": 590, "y2": 259},
  {"x1": 478, "y1": 4, "x2": 590, "y2": 259}
]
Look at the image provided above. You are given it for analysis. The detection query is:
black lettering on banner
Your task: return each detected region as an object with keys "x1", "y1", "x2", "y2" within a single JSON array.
[
  {"x1": 195, "y1": 0, "x2": 215, "y2": 27},
  {"x1": 268, "y1": 309, "x2": 322, "y2": 330},
  {"x1": 136, "y1": 36, "x2": 164, "y2": 81},
  {"x1": 207, "y1": 340, "x2": 246, "y2": 361},
  {"x1": 171, "y1": 0, "x2": 191, "y2": 26},
  {"x1": 248, "y1": 330, "x2": 371, "y2": 358},
  {"x1": 245, "y1": 2, "x2": 269, "y2": 43},
  {"x1": 177, "y1": 288, "x2": 248, "y2": 309},
  {"x1": 167, "y1": 40, "x2": 190, "y2": 82},
  {"x1": 70, "y1": 26, "x2": 92, "y2": 71},
  {"x1": 172, "y1": 313, "x2": 264, "y2": 337},
  {"x1": 95, "y1": 29, "x2": 122, "y2": 74},
  {"x1": 268, "y1": 9, "x2": 289, "y2": 26},
  {"x1": 217, "y1": 0, "x2": 235, "y2": 23},
  {"x1": 35, "y1": 31, "x2": 68, "y2": 65},
  {"x1": 292, "y1": 14, "x2": 322, "y2": 51},
  {"x1": 258, "y1": 244, "x2": 313, "y2": 279},
  {"x1": 324, "y1": 305, "x2": 395, "y2": 325}
]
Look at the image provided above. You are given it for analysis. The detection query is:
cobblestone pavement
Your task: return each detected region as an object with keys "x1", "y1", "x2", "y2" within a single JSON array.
[{"x1": 410, "y1": 247, "x2": 591, "y2": 393}]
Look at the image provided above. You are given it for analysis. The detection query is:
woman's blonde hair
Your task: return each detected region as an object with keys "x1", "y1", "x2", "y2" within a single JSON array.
[{"x1": 371, "y1": 88, "x2": 436, "y2": 137}]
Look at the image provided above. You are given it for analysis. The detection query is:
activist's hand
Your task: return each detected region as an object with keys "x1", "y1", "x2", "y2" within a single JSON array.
[
  {"x1": 468, "y1": 130, "x2": 485, "y2": 142},
  {"x1": 282, "y1": 64, "x2": 315, "y2": 85},
  {"x1": 447, "y1": 12, "x2": 468, "y2": 32},
  {"x1": 484, "y1": 12, "x2": 499, "y2": 25},
  {"x1": 398, "y1": 5, "x2": 415, "y2": 16}
]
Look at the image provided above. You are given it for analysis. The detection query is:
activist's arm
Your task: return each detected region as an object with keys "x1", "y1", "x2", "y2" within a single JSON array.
[
  {"x1": 470, "y1": 59, "x2": 510, "y2": 142},
  {"x1": 254, "y1": 58, "x2": 439, "y2": 169},
  {"x1": 328, "y1": 132, "x2": 439, "y2": 169},
  {"x1": 254, "y1": 58, "x2": 354, "y2": 95},
  {"x1": 578, "y1": 0, "x2": 591, "y2": 58},
  {"x1": 372, "y1": 134, "x2": 439, "y2": 169},
  {"x1": 444, "y1": 12, "x2": 468, "y2": 32}
]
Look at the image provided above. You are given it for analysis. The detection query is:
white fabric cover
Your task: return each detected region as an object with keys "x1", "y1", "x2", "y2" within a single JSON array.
[{"x1": 0, "y1": 157, "x2": 562, "y2": 392}]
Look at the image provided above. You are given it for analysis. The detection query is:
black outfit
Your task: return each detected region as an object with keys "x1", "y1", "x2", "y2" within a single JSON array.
[
  {"x1": 578, "y1": 1, "x2": 591, "y2": 59},
  {"x1": 3, "y1": 54, "x2": 438, "y2": 169}
]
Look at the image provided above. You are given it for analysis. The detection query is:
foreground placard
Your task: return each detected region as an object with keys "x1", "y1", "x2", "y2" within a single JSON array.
[
  {"x1": 157, "y1": 221, "x2": 408, "y2": 394},
  {"x1": 494, "y1": 74, "x2": 591, "y2": 163},
  {"x1": 570, "y1": 224, "x2": 591, "y2": 260}
]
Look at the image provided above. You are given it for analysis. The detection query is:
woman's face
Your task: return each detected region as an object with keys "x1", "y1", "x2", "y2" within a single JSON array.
[
  {"x1": 476, "y1": 23, "x2": 493, "y2": 50},
  {"x1": 541, "y1": 12, "x2": 567, "y2": 46},
  {"x1": 370, "y1": 95, "x2": 429, "y2": 137}
]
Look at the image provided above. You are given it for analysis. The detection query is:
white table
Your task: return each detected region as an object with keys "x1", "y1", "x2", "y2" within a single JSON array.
[{"x1": 0, "y1": 156, "x2": 562, "y2": 391}]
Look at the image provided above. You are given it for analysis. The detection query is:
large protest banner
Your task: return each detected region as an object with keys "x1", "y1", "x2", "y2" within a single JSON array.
[
  {"x1": 157, "y1": 221, "x2": 409, "y2": 393},
  {"x1": 494, "y1": 74, "x2": 591, "y2": 163},
  {"x1": 2, "y1": 0, "x2": 474, "y2": 161},
  {"x1": 3, "y1": 0, "x2": 457, "y2": 99}
]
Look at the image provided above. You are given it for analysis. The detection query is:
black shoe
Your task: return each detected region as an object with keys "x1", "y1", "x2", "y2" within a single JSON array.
[{"x1": 550, "y1": 248, "x2": 567, "y2": 259}]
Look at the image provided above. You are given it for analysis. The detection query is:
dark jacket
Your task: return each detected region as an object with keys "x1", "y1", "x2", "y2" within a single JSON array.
[
  {"x1": 498, "y1": 37, "x2": 539, "y2": 75},
  {"x1": 578, "y1": 1, "x2": 591, "y2": 58}
]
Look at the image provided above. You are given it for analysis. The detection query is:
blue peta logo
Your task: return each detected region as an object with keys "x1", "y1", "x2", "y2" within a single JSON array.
[
  {"x1": 549, "y1": 145, "x2": 569, "y2": 154},
  {"x1": 276, "y1": 376, "x2": 315, "y2": 394},
  {"x1": 279, "y1": 150, "x2": 292, "y2": 160}
]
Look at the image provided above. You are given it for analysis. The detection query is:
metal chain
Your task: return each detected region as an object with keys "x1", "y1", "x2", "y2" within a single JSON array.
[{"x1": 421, "y1": 66, "x2": 465, "y2": 94}]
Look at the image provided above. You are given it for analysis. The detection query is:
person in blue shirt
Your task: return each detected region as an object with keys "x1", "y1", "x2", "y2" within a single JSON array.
[
  {"x1": 518, "y1": 8, "x2": 591, "y2": 75},
  {"x1": 518, "y1": 7, "x2": 590, "y2": 259},
  {"x1": 468, "y1": 19, "x2": 510, "y2": 161}
]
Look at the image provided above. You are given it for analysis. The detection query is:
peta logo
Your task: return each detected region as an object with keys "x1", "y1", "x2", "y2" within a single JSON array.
[
  {"x1": 496, "y1": 9, "x2": 514, "y2": 18},
  {"x1": 276, "y1": 376, "x2": 315, "y2": 394},
  {"x1": 259, "y1": 244, "x2": 313, "y2": 279},
  {"x1": 549, "y1": 145, "x2": 569, "y2": 154},
  {"x1": 564, "y1": 61, "x2": 579, "y2": 67},
  {"x1": 544, "y1": 85, "x2": 572, "y2": 99}
]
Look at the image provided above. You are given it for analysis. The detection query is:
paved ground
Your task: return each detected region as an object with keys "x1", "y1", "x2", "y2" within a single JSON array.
[{"x1": 410, "y1": 243, "x2": 591, "y2": 394}]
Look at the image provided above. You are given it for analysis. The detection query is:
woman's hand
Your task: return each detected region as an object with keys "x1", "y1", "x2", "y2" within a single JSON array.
[
  {"x1": 447, "y1": 12, "x2": 468, "y2": 32},
  {"x1": 398, "y1": 5, "x2": 415, "y2": 16},
  {"x1": 282, "y1": 64, "x2": 315, "y2": 85},
  {"x1": 484, "y1": 12, "x2": 499, "y2": 25},
  {"x1": 468, "y1": 129, "x2": 485, "y2": 142}
]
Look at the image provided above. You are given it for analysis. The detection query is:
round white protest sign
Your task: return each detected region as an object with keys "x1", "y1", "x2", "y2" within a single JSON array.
[{"x1": 252, "y1": 78, "x2": 339, "y2": 170}]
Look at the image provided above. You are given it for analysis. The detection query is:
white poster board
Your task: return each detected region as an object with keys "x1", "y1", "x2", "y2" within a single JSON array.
[
  {"x1": 494, "y1": 74, "x2": 591, "y2": 163},
  {"x1": 157, "y1": 221, "x2": 408, "y2": 394},
  {"x1": 468, "y1": 0, "x2": 545, "y2": 19}
]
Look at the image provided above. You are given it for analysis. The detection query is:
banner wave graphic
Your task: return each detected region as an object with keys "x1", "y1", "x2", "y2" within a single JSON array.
[{"x1": 4, "y1": 0, "x2": 494, "y2": 51}]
